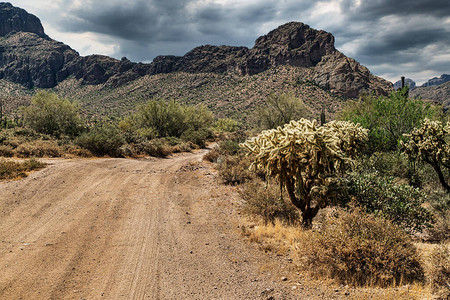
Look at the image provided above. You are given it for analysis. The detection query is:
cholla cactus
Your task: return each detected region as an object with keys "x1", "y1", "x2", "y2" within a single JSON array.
[
  {"x1": 241, "y1": 118, "x2": 368, "y2": 227},
  {"x1": 402, "y1": 118, "x2": 450, "y2": 192}
]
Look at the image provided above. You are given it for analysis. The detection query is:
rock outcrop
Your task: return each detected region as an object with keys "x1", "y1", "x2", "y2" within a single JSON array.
[
  {"x1": 421, "y1": 74, "x2": 450, "y2": 87},
  {"x1": 411, "y1": 81, "x2": 450, "y2": 109},
  {"x1": 0, "y1": 3, "x2": 46, "y2": 37},
  {"x1": 0, "y1": 3, "x2": 392, "y2": 97}
]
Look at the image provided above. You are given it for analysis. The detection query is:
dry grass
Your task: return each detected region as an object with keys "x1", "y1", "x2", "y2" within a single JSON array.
[
  {"x1": 0, "y1": 158, "x2": 46, "y2": 180},
  {"x1": 427, "y1": 243, "x2": 450, "y2": 298},
  {"x1": 239, "y1": 180, "x2": 299, "y2": 225},
  {"x1": 241, "y1": 206, "x2": 426, "y2": 286},
  {"x1": 240, "y1": 217, "x2": 435, "y2": 299},
  {"x1": 15, "y1": 140, "x2": 61, "y2": 158}
]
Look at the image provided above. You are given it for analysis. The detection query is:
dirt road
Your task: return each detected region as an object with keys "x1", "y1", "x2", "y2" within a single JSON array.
[{"x1": 0, "y1": 151, "x2": 305, "y2": 299}]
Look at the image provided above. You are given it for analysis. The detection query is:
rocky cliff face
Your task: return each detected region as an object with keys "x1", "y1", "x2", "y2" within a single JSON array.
[
  {"x1": 411, "y1": 81, "x2": 450, "y2": 109},
  {"x1": 0, "y1": 3, "x2": 45, "y2": 37},
  {"x1": 0, "y1": 4, "x2": 392, "y2": 98},
  {"x1": 421, "y1": 74, "x2": 450, "y2": 87}
]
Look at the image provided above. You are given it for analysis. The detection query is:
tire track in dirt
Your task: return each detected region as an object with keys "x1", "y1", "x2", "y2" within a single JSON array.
[{"x1": 0, "y1": 151, "x2": 304, "y2": 299}]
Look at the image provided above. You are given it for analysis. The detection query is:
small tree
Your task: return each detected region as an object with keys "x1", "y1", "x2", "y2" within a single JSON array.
[
  {"x1": 256, "y1": 93, "x2": 309, "y2": 130},
  {"x1": 120, "y1": 99, "x2": 214, "y2": 140},
  {"x1": 21, "y1": 91, "x2": 83, "y2": 137},
  {"x1": 402, "y1": 118, "x2": 450, "y2": 192},
  {"x1": 241, "y1": 119, "x2": 368, "y2": 227},
  {"x1": 339, "y1": 87, "x2": 438, "y2": 152}
]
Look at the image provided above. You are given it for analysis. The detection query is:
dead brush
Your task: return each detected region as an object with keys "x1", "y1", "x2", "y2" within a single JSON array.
[
  {"x1": 239, "y1": 180, "x2": 299, "y2": 226},
  {"x1": 15, "y1": 140, "x2": 61, "y2": 158},
  {"x1": 217, "y1": 154, "x2": 254, "y2": 185},
  {"x1": 295, "y1": 205, "x2": 425, "y2": 287},
  {"x1": 0, "y1": 158, "x2": 46, "y2": 180},
  {"x1": 427, "y1": 243, "x2": 450, "y2": 298}
]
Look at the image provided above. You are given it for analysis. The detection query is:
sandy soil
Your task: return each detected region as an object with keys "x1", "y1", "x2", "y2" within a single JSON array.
[
  {"x1": 0, "y1": 150, "x2": 432, "y2": 300},
  {"x1": 0, "y1": 150, "x2": 309, "y2": 300}
]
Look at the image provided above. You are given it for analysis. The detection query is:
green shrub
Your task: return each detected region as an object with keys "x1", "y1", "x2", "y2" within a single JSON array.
[
  {"x1": 299, "y1": 205, "x2": 424, "y2": 287},
  {"x1": 21, "y1": 91, "x2": 84, "y2": 138},
  {"x1": 428, "y1": 244, "x2": 450, "y2": 298},
  {"x1": 213, "y1": 118, "x2": 241, "y2": 133},
  {"x1": 338, "y1": 88, "x2": 439, "y2": 152},
  {"x1": 121, "y1": 99, "x2": 214, "y2": 139},
  {"x1": 256, "y1": 93, "x2": 310, "y2": 130},
  {"x1": 240, "y1": 180, "x2": 299, "y2": 225},
  {"x1": 76, "y1": 124, "x2": 125, "y2": 156},
  {"x1": 181, "y1": 128, "x2": 213, "y2": 147},
  {"x1": 357, "y1": 151, "x2": 423, "y2": 187},
  {"x1": 341, "y1": 173, "x2": 432, "y2": 233}
]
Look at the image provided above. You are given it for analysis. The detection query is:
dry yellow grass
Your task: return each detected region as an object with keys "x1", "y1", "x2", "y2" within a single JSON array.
[{"x1": 240, "y1": 217, "x2": 435, "y2": 299}]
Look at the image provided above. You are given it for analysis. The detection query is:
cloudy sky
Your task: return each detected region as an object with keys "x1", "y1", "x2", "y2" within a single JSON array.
[{"x1": 8, "y1": 0, "x2": 450, "y2": 85}]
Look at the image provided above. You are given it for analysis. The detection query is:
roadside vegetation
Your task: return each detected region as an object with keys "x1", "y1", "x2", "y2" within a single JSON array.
[
  {"x1": 0, "y1": 158, "x2": 45, "y2": 180},
  {"x1": 0, "y1": 91, "x2": 223, "y2": 160},
  {"x1": 2, "y1": 87, "x2": 449, "y2": 297},
  {"x1": 206, "y1": 90, "x2": 449, "y2": 297}
]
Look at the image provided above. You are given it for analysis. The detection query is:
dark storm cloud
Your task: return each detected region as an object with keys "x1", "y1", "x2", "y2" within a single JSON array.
[
  {"x1": 358, "y1": 28, "x2": 450, "y2": 62},
  {"x1": 53, "y1": 0, "x2": 318, "y2": 61},
  {"x1": 14, "y1": 0, "x2": 448, "y2": 83},
  {"x1": 60, "y1": 0, "x2": 192, "y2": 42},
  {"x1": 341, "y1": 0, "x2": 450, "y2": 20}
]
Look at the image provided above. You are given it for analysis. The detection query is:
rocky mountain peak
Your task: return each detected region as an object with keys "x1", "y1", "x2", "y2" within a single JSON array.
[
  {"x1": 0, "y1": 2, "x2": 46, "y2": 37},
  {"x1": 0, "y1": 4, "x2": 392, "y2": 97},
  {"x1": 253, "y1": 22, "x2": 335, "y2": 62}
]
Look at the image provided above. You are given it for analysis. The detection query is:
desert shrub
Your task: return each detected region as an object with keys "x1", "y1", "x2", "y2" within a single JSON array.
[
  {"x1": 213, "y1": 118, "x2": 241, "y2": 132},
  {"x1": 120, "y1": 139, "x2": 173, "y2": 158},
  {"x1": 426, "y1": 189, "x2": 450, "y2": 242},
  {"x1": 358, "y1": 151, "x2": 410, "y2": 177},
  {"x1": 63, "y1": 145, "x2": 93, "y2": 158},
  {"x1": 181, "y1": 128, "x2": 213, "y2": 147},
  {"x1": 341, "y1": 173, "x2": 432, "y2": 233},
  {"x1": 339, "y1": 88, "x2": 439, "y2": 152},
  {"x1": 136, "y1": 139, "x2": 172, "y2": 157},
  {"x1": 0, "y1": 158, "x2": 46, "y2": 180},
  {"x1": 428, "y1": 244, "x2": 450, "y2": 298},
  {"x1": 170, "y1": 142, "x2": 195, "y2": 153},
  {"x1": 256, "y1": 93, "x2": 310, "y2": 130},
  {"x1": 15, "y1": 140, "x2": 61, "y2": 158},
  {"x1": 76, "y1": 124, "x2": 125, "y2": 156},
  {"x1": 218, "y1": 140, "x2": 241, "y2": 156},
  {"x1": 240, "y1": 180, "x2": 299, "y2": 225},
  {"x1": 203, "y1": 139, "x2": 244, "y2": 163},
  {"x1": 217, "y1": 154, "x2": 253, "y2": 185},
  {"x1": 0, "y1": 145, "x2": 13, "y2": 157},
  {"x1": 298, "y1": 205, "x2": 424, "y2": 287},
  {"x1": 21, "y1": 91, "x2": 84, "y2": 138},
  {"x1": 203, "y1": 147, "x2": 220, "y2": 162},
  {"x1": 121, "y1": 99, "x2": 214, "y2": 139}
]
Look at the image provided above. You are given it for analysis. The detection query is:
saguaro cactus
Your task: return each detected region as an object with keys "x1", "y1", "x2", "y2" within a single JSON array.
[{"x1": 242, "y1": 119, "x2": 368, "y2": 227}]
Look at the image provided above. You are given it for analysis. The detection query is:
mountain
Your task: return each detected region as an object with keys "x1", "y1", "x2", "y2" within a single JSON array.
[
  {"x1": 0, "y1": 3, "x2": 391, "y2": 99},
  {"x1": 393, "y1": 78, "x2": 416, "y2": 90},
  {"x1": 421, "y1": 74, "x2": 450, "y2": 87},
  {"x1": 410, "y1": 81, "x2": 450, "y2": 109}
]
